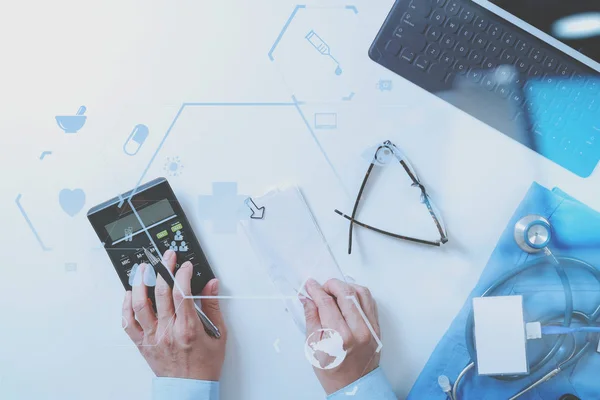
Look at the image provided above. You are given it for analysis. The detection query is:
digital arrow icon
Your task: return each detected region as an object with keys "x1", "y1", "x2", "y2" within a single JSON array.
[{"x1": 245, "y1": 197, "x2": 266, "y2": 220}]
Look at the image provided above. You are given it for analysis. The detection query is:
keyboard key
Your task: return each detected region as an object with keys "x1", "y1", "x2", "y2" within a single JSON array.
[
  {"x1": 455, "y1": 42, "x2": 469, "y2": 56},
  {"x1": 446, "y1": 1, "x2": 461, "y2": 16},
  {"x1": 459, "y1": 26, "x2": 475, "y2": 41},
  {"x1": 528, "y1": 65, "x2": 541, "y2": 77},
  {"x1": 385, "y1": 39, "x2": 402, "y2": 56},
  {"x1": 515, "y1": 58, "x2": 529, "y2": 73},
  {"x1": 585, "y1": 79, "x2": 599, "y2": 94},
  {"x1": 468, "y1": 50, "x2": 483, "y2": 65},
  {"x1": 467, "y1": 69, "x2": 483, "y2": 83},
  {"x1": 440, "y1": 35, "x2": 456, "y2": 48},
  {"x1": 408, "y1": 0, "x2": 432, "y2": 18},
  {"x1": 426, "y1": 42, "x2": 442, "y2": 59},
  {"x1": 500, "y1": 49, "x2": 516, "y2": 64},
  {"x1": 434, "y1": 0, "x2": 447, "y2": 7},
  {"x1": 395, "y1": 29, "x2": 427, "y2": 52},
  {"x1": 474, "y1": 16, "x2": 488, "y2": 31},
  {"x1": 482, "y1": 76, "x2": 496, "y2": 90},
  {"x1": 485, "y1": 42, "x2": 502, "y2": 57},
  {"x1": 557, "y1": 64, "x2": 572, "y2": 78},
  {"x1": 454, "y1": 60, "x2": 468, "y2": 74},
  {"x1": 401, "y1": 12, "x2": 427, "y2": 33},
  {"x1": 557, "y1": 82, "x2": 571, "y2": 96},
  {"x1": 473, "y1": 34, "x2": 487, "y2": 49},
  {"x1": 430, "y1": 10, "x2": 445, "y2": 26},
  {"x1": 459, "y1": 9, "x2": 475, "y2": 23},
  {"x1": 426, "y1": 26, "x2": 443, "y2": 42},
  {"x1": 543, "y1": 57, "x2": 558, "y2": 70},
  {"x1": 530, "y1": 49, "x2": 545, "y2": 63},
  {"x1": 482, "y1": 58, "x2": 497, "y2": 70},
  {"x1": 415, "y1": 55, "x2": 431, "y2": 71},
  {"x1": 440, "y1": 53, "x2": 455, "y2": 66},
  {"x1": 510, "y1": 91, "x2": 524, "y2": 105},
  {"x1": 400, "y1": 48, "x2": 416, "y2": 62},
  {"x1": 496, "y1": 85, "x2": 510, "y2": 99},
  {"x1": 428, "y1": 63, "x2": 448, "y2": 81},
  {"x1": 501, "y1": 32, "x2": 516, "y2": 46},
  {"x1": 495, "y1": 66, "x2": 512, "y2": 82},
  {"x1": 488, "y1": 24, "x2": 503, "y2": 40},
  {"x1": 443, "y1": 18, "x2": 461, "y2": 34},
  {"x1": 515, "y1": 40, "x2": 531, "y2": 55}
]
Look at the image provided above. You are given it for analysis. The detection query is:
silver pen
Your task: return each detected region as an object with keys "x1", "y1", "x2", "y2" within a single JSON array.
[{"x1": 143, "y1": 247, "x2": 221, "y2": 339}]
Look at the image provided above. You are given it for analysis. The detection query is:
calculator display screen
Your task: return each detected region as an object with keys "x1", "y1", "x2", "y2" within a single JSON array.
[{"x1": 104, "y1": 199, "x2": 175, "y2": 242}]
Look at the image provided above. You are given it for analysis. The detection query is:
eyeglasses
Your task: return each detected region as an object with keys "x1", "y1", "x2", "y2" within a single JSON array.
[{"x1": 335, "y1": 140, "x2": 448, "y2": 254}]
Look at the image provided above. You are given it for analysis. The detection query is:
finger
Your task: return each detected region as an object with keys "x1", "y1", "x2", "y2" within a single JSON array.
[
  {"x1": 349, "y1": 283, "x2": 380, "y2": 337},
  {"x1": 323, "y1": 279, "x2": 368, "y2": 333},
  {"x1": 155, "y1": 250, "x2": 177, "y2": 329},
  {"x1": 173, "y1": 261, "x2": 197, "y2": 320},
  {"x1": 200, "y1": 279, "x2": 226, "y2": 335},
  {"x1": 122, "y1": 291, "x2": 143, "y2": 344},
  {"x1": 300, "y1": 294, "x2": 322, "y2": 338},
  {"x1": 305, "y1": 279, "x2": 351, "y2": 340},
  {"x1": 131, "y1": 264, "x2": 158, "y2": 335}
]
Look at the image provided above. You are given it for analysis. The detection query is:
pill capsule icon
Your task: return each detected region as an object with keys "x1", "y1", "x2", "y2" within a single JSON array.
[{"x1": 123, "y1": 124, "x2": 149, "y2": 156}]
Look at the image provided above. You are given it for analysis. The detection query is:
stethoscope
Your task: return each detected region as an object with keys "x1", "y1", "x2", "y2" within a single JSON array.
[{"x1": 439, "y1": 215, "x2": 600, "y2": 400}]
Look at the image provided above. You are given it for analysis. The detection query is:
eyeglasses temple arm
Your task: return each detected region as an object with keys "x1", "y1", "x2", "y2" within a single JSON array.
[{"x1": 348, "y1": 162, "x2": 376, "y2": 254}]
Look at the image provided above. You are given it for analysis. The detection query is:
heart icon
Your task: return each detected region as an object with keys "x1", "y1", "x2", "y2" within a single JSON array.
[{"x1": 59, "y1": 188, "x2": 86, "y2": 217}]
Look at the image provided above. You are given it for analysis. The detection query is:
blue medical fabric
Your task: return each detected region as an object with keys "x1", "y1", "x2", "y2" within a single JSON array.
[{"x1": 407, "y1": 183, "x2": 600, "y2": 400}]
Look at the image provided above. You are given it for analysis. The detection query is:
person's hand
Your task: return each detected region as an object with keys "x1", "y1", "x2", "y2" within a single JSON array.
[
  {"x1": 302, "y1": 278, "x2": 381, "y2": 395},
  {"x1": 122, "y1": 250, "x2": 227, "y2": 381}
]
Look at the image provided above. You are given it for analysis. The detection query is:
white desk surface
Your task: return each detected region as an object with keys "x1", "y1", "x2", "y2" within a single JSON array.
[{"x1": 1, "y1": 1, "x2": 599, "y2": 399}]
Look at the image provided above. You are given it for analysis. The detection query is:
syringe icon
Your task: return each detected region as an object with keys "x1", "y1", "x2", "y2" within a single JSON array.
[{"x1": 305, "y1": 30, "x2": 343, "y2": 76}]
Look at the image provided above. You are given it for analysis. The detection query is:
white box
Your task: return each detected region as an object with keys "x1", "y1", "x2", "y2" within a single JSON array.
[{"x1": 472, "y1": 296, "x2": 528, "y2": 376}]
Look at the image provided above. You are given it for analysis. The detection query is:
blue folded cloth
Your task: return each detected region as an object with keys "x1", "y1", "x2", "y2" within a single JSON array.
[{"x1": 408, "y1": 182, "x2": 600, "y2": 400}]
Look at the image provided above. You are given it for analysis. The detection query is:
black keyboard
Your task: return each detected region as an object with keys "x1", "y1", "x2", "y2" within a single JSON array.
[{"x1": 369, "y1": 0, "x2": 600, "y2": 178}]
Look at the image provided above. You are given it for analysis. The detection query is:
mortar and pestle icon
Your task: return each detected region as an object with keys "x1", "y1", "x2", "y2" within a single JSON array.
[{"x1": 56, "y1": 106, "x2": 87, "y2": 133}]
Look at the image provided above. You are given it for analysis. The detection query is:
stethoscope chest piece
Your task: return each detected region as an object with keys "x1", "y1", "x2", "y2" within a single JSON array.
[{"x1": 514, "y1": 215, "x2": 552, "y2": 253}]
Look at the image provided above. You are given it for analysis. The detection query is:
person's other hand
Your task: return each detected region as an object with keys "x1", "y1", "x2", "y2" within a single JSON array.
[
  {"x1": 122, "y1": 250, "x2": 227, "y2": 381},
  {"x1": 302, "y1": 278, "x2": 381, "y2": 395}
]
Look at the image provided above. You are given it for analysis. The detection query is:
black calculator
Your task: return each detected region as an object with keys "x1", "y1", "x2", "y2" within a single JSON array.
[{"x1": 88, "y1": 177, "x2": 215, "y2": 305}]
